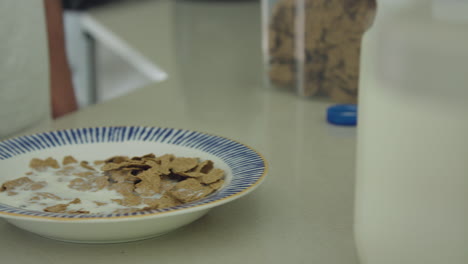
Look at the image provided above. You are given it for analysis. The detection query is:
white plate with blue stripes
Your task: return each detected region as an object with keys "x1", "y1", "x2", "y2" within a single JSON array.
[{"x1": 0, "y1": 126, "x2": 267, "y2": 243}]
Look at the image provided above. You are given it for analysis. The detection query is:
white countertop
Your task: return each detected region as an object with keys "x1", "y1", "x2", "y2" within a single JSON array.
[{"x1": 0, "y1": 1, "x2": 358, "y2": 263}]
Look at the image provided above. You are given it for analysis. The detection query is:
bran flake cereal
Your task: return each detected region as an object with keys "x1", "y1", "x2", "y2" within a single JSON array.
[{"x1": 0, "y1": 154, "x2": 225, "y2": 214}]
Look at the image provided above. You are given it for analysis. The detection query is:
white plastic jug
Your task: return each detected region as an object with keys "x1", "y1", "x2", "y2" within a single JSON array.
[{"x1": 355, "y1": 0, "x2": 468, "y2": 263}]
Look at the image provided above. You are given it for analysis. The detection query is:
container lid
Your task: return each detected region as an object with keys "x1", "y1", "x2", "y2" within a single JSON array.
[{"x1": 327, "y1": 104, "x2": 357, "y2": 126}]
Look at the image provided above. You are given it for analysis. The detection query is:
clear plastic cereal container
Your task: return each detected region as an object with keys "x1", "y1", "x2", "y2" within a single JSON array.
[{"x1": 262, "y1": 0, "x2": 376, "y2": 103}]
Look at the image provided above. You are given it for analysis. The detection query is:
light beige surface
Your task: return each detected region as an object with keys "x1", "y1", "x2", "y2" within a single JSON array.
[{"x1": 0, "y1": 0, "x2": 358, "y2": 263}]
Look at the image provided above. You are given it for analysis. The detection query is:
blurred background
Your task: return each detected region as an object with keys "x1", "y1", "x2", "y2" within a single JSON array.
[
  {"x1": 62, "y1": 0, "x2": 163, "y2": 108},
  {"x1": 61, "y1": 0, "x2": 374, "y2": 109}
]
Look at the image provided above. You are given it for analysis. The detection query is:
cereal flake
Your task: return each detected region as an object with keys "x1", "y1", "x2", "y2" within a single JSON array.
[
  {"x1": 171, "y1": 157, "x2": 199, "y2": 173},
  {"x1": 135, "y1": 169, "x2": 161, "y2": 196},
  {"x1": 62, "y1": 155, "x2": 78, "y2": 165},
  {"x1": 199, "y1": 168, "x2": 225, "y2": 184},
  {"x1": 169, "y1": 178, "x2": 213, "y2": 203},
  {"x1": 29, "y1": 157, "x2": 60, "y2": 171}
]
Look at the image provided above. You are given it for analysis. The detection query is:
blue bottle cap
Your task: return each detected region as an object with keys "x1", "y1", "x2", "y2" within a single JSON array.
[{"x1": 327, "y1": 104, "x2": 357, "y2": 126}]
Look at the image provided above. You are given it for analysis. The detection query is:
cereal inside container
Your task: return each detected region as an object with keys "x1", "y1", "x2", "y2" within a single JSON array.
[{"x1": 262, "y1": 0, "x2": 376, "y2": 103}]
